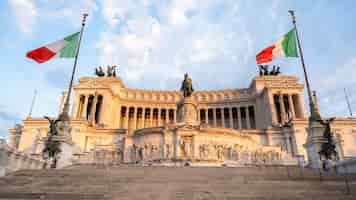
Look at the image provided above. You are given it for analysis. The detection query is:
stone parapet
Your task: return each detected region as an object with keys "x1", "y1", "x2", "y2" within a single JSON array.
[{"x1": 0, "y1": 140, "x2": 44, "y2": 176}]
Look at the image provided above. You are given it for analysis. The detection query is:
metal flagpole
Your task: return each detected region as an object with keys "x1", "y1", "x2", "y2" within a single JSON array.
[
  {"x1": 288, "y1": 10, "x2": 320, "y2": 121},
  {"x1": 60, "y1": 13, "x2": 88, "y2": 121},
  {"x1": 28, "y1": 89, "x2": 37, "y2": 117},
  {"x1": 344, "y1": 88, "x2": 353, "y2": 117}
]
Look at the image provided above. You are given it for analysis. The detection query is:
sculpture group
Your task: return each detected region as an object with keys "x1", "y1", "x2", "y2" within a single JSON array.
[
  {"x1": 42, "y1": 116, "x2": 62, "y2": 168},
  {"x1": 95, "y1": 65, "x2": 117, "y2": 77},
  {"x1": 259, "y1": 65, "x2": 281, "y2": 76},
  {"x1": 318, "y1": 118, "x2": 338, "y2": 162}
]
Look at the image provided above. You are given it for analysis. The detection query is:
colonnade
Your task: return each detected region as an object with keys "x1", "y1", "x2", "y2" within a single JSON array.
[
  {"x1": 272, "y1": 93, "x2": 303, "y2": 124},
  {"x1": 119, "y1": 106, "x2": 176, "y2": 130},
  {"x1": 118, "y1": 105, "x2": 255, "y2": 130},
  {"x1": 76, "y1": 94, "x2": 104, "y2": 125},
  {"x1": 199, "y1": 106, "x2": 255, "y2": 129}
]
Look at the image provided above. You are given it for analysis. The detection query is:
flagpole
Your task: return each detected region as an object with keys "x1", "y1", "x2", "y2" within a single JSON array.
[
  {"x1": 344, "y1": 88, "x2": 353, "y2": 117},
  {"x1": 60, "y1": 13, "x2": 88, "y2": 121},
  {"x1": 288, "y1": 10, "x2": 319, "y2": 120},
  {"x1": 28, "y1": 89, "x2": 37, "y2": 117}
]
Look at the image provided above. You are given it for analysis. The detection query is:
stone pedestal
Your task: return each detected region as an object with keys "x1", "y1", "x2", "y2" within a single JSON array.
[
  {"x1": 304, "y1": 120, "x2": 343, "y2": 169},
  {"x1": 47, "y1": 118, "x2": 75, "y2": 169},
  {"x1": 52, "y1": 135, "x2": 74, "y2": 168},
  {"x1": 177, "y1": 97, "x2": 199, "y2": 125},
  {"x1": 304, "y1": 120, "x2": 326, "y2": 169}
]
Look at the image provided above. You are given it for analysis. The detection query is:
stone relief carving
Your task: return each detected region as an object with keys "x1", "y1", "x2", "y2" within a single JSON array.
[{"x1": 194, "y1": 141, "x2": 283, "y2": 164}]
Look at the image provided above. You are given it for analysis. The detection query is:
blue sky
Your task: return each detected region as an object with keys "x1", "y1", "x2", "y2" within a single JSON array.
[{"x1": 1, "y1": 0, "x2": 356, "y2": 138}]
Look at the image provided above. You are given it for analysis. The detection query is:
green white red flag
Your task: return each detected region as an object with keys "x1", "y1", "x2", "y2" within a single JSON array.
[
  {"x1": 256, "y1": 28, "x2": 298, "y2": 64},
  {"x1": 26, "y1": 32, "x2": 80, "y2": 63}
]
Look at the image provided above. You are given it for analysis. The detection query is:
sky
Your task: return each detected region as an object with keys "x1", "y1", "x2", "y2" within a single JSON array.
[{"x1": 1, "y1": 0, "x2": 356, "y2": 138}]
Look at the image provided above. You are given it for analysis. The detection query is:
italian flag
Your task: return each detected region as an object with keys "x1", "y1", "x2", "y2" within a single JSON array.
[
  {"x1": 26, "y1": 32, "x2": 80, "y2": 64},
  {"x1": 256, "y1": 28, "x2": 298, "y2": 64}
]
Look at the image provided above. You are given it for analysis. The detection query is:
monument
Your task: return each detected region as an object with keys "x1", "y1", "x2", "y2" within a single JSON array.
[{"x1": 5, "y1": 68, "x2": 356, "y2": 169}]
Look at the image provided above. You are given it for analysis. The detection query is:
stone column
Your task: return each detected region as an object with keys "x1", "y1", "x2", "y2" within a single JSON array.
[
  {"x1": 245, "y1": 107, "x2": 251, "y2": 129},
  {"x1": 269, "y1": 94, "x2": 278, "y2": 124},
  {"x1": 81, "y1": 95, "x2": 88, "y2": 119},
  {"x1": 74, "y1": 95, "x2": 81, "y2": 119},
  {"x1": 165, "y1": 109, "x2": 169, "y2": 125},
  {"x1": 117, "y1": 106, "x2": 122, "y2": 128},
  {"x1": 288, "y1": 94, "x2": 295, "y2": 119},
  {"x1": 279, "y1": 93, "x2": 286, "y2": 123},
  {"x1": 197, "y1": 109, "x2": 201, "y2": 123},
  {"x1": 90, "y1": 95, "x2": 98, "y2": 125},
  {"x1": 173, "y1": 109, "x2": 177, "y2": 124},
  {"x1": 125, "y1": 106, "x2": 129, "y2": 129},
  {"x1": 133, "y1": 107, "x2": 137, "y2": 130},
  {"x1": 158, "y1": 108, "x2": 161, "y2": 126},
  {"x1": 143, "y1": 108, "x2": 146, "y2": 128},
  {"x1": 221, "y1": 108, "x2": 226, "y2": 128},
  {"x1": 298, "y1": 94, "x2": 306, "y2": 118},
  {"x1": 229, "y1": 107, "x2": 233, "y2": 129},
  {"x1": 150, "y1": 108, "x2": 154, "y2": 127},
  {"x1": 237, "y1": 107, "x2": 242, "y2": 129},
  {"x1": 205, "y1": 109, "x2": 208, "y2": 124},
  {"x1": 213, "y1": 108, "x2": 217, "y2": 127}
]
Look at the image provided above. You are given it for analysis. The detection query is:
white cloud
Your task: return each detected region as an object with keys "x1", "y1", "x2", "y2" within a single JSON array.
[
  {"x1": 101, "y1": 0, "x2": 136, "y2": 27},
  {"x1": 318, "y1": 58, "x2": 356, "y2": 91},
  {"x1": 313, "y1": 57, "x2": 356, "y2": 117},
  {"x1": 97, "y1": 0, "x2": 260, "y2": 90},
  {"x1": 9, "y1": 0, "x2": 38, "y2": 35},
  {"x1": 10, "y1": 0, "x2": 99, "y2": 35}
]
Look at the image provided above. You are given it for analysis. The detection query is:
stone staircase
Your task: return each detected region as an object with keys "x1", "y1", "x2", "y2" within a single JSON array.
[{"x1": 0, "y1": 165, "x2": 355, "y2": 199}]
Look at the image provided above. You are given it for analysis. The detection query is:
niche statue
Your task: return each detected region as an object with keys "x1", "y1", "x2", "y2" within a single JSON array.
[{"x1": 180, "y1": 73, "x2": 194, "y2": 98}]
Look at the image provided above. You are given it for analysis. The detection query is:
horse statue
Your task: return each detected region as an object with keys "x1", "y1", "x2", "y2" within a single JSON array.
[
  {"x1": 95, "y1": 66, "x2": 105, "y2": 77},
  {"x1": 106, "y1": 65, "x2": 117, "y2": 77},
  {"x1": 269, "y1": 65, "x2": 281, "y2": 76},
  {"x1": 180, "y1": 73, "x2": 194, "y2": 98}
]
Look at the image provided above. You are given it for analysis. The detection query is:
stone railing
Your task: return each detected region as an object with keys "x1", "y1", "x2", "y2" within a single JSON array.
[
  {"x1": 0, "y1": 139, "x2": 45, "y2": 177},
  {"x1": 334, "y1": 158, "x2": 356, "y2": 173}
]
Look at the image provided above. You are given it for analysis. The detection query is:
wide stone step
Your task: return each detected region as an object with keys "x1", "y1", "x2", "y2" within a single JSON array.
[
  {"x1": 1, "y1": 166, "x2": 355, "y2": 199},
  {"x1": 0, "y1": 192, "x2": 109, "y2": 200}
]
